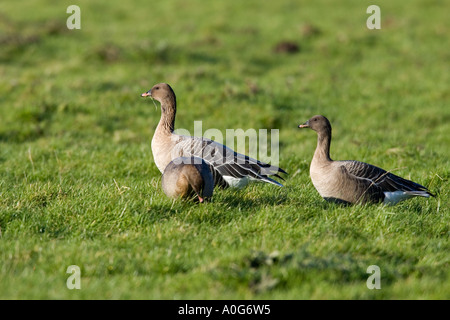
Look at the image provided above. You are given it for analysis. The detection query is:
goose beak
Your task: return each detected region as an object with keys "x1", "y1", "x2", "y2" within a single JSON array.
[
  {"x1": 198, "y1": 196, "x2": 204, "y2": 203},
  {"x1": 298, "y1": 120, "x2": 309, "y2": 128},
  {"x1": 141, "y1": 90, "x2": 151, "y2": 97}
]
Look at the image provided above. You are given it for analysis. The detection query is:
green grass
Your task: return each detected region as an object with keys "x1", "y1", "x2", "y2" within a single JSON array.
[{"x1": 0, "y1": 0, "x2": 449, "y2": 299}]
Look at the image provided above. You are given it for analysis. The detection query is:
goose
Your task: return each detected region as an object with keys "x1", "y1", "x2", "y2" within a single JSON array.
[
  {"x1": 141, "y1": 83, "x2": 287, "y2": 188},
  {"x1": 298, "y1": 115, "x2": 434, "y2": 205},
  {"x1": 162, "y1": 157, "x2": 214, "y2": 202}
]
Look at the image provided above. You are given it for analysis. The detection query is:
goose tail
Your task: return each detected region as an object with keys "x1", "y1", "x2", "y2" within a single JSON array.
[{"x1": 383, "y1": 190, "x2": 433, "y2": 205}]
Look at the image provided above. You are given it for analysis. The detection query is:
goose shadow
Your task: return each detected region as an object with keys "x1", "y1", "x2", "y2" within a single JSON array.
[{"x1": 212, "y1": 188, "x2": 288, "y2": 210}]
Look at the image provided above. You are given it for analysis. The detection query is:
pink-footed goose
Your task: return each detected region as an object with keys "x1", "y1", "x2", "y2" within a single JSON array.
[
  {"x1": 298, "y1": 115, "x2": 434, "y2": 205},
  {"x1": 162, "y1": 157, "x2": 214, "y2": 202},
  {"x1": 141, "y1": 83, "x2": 287, "y2": 188}
]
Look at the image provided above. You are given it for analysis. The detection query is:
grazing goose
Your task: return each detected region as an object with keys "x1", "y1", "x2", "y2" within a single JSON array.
[
  {"x1": 298, "y1": 115, "x2": 433, "y2": 205},
  {"x1": 141, "y1": 83, "x2": 287, "y2": 188},
  {"x1": 162, "y1": 157, "x2": 214, "y2": 202}
]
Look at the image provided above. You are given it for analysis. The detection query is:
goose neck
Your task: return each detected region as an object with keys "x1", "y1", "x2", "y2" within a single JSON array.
[
  {"x1": 157, "y1": 98, "x2": 176, "y2": 134},
  {"x1": 314, "y1": 129, "x2": 332, "y2": 163}
]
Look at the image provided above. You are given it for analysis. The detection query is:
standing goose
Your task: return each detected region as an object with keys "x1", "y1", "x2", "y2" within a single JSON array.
[
  {"x1": 162, "y1": 157, "x2": 214, "y2": 202},
  {"x1": 298, "y1": 115, "x2": 434, "y2": 205},
  {"x1": 141, "y1": 83, "x2": 287, "y2": 188}
]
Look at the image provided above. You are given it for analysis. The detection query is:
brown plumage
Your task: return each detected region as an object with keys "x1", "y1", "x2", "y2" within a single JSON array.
[
  {"x1": 298, "y1": 115, "x2": 433, "y2": 205},
  {"x1": 161, "y1": 157, "x2": 214, "y2": 202}
]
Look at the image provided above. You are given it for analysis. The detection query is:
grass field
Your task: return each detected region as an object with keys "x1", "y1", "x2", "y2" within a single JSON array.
[{"x1": 0, "y1": 0, "x2": 449, "y2": 299}]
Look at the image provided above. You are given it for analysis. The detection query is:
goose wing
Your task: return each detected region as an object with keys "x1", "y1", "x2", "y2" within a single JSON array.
[
  {"x1": 339, "y1": 160, "x2": 430, "y2": 193},
  {"x1": 172, "y1": 134, "x2": 286, "y2": 187},
  {"x1": 334, "y1": 165, "x2": 385, "y2": 203}
]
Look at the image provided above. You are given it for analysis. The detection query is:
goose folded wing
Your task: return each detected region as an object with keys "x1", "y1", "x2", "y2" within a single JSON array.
[
  {"x1": 173, "y1": 135, "x2": 285, "y2": 186},
  {"x1": 339, "y1": 160, "x2": 429, "y2": 192},
  {"x1": 337, "y1": 165, "x2": 385, "y2": 203}
]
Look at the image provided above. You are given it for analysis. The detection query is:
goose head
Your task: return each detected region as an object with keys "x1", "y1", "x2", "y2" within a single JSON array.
[
  {"x1": 298, "y1": 115, "x2": 331, "y2": 134},
  {"x1": 141, "y1": 83, "x2": 176, "y2": 104}
]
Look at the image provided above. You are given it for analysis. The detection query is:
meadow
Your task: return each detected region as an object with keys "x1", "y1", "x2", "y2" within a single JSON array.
[{"x1": 0, "y1": 0, "x2": 448, "y2": 299}]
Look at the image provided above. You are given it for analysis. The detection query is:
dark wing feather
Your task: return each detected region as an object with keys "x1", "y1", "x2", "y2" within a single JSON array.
[
  {"x1": 339, "y1": 160, "x2": 430, "y2": 193},
  {"x1": 173, "y1": 135, "x2": 286, "y2": 187},
  {"x1": 337, "y1": 165, "x2": 385, "y2": 204}
]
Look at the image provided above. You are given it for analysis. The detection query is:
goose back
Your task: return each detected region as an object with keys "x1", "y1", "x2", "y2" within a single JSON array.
[{"x1": 162, "y1": 157, "x2": 214, "y2": 201}]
